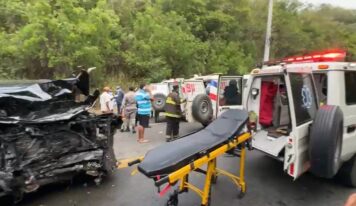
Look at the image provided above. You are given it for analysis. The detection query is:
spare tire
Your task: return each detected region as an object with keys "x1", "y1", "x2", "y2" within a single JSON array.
[
  {"x1": 152, "y1": 93, "x2": 166, "y2": 112},
  {"x1": 309, "y1": 105, "x2": 343, "y2": 178},
  {"x1": 192, "y1": 94, "x2": 213, "y2": 125}
]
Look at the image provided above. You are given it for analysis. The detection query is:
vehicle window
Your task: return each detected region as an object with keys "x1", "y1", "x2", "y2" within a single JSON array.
[
  {"x1": 313, "y1": 73, "x2": 327, "y2": 105},
  {"x1": 289, "y1": 73, "x2": 317, "y2": 126},
  {"x1": 219, "y1": 78, "x2": 242, "y2": 106},
  {"x1": 345, "y1": 71, "x2": 356, "y2": 105}
]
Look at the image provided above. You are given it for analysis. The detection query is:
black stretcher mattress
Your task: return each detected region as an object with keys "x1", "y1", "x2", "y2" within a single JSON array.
[{"x1": 138, "y1": 109, "x2": 248, "y2": 177}]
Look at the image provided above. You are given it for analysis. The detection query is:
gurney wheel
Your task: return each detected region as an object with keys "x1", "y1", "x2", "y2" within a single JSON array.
[
  {"x1": 237, "y1": 187, "x2": 246, "y2": 199},
  {"x1": 167, "y1": 193, "x2": 179, "y2": 206}
]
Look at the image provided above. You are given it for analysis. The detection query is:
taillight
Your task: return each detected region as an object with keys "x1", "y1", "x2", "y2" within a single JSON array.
[{"x1": 289, "y1": 163, "x2": 295, "y2": 176}]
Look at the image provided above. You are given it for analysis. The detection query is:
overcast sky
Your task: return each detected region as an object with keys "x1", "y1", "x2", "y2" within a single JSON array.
[{"x1": 302, "y1": 0, "x2": 356, "y2": 9}]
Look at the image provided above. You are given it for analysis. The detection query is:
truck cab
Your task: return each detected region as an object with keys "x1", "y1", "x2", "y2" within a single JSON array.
[{"x1": 244, "y1": 49, "x2": 356, "y2": 186}]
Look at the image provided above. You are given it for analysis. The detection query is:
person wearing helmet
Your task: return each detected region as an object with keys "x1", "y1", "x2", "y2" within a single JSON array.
[
  {"x1": 223, "y1": 79, "x2": 241, "y2": 105},
  {"x1": 164, "y1": 83, "x2": 182, "y2": 142}
]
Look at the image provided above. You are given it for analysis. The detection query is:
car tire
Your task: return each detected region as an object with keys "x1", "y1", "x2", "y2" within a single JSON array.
[
  {"x1": 192, "y1": 94, "x2": 213, "y2": 126},
  {"x1": 309, "y1": 105, "x2": 343, "y2": 178},
  {"x1": 336, "y1": 155, "x2": 356, "y2": 187},
  {"x1": 152, "y1": 93, "x2": 166, "y2": 112}
]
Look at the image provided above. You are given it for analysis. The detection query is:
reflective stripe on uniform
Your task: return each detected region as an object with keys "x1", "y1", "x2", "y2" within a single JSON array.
[
  {"x1": 164, "y1": 112, "x2": 181, "y2": 118},
  {"x1": 166, "y1": 98, "x2": 176, "y2": 105}
]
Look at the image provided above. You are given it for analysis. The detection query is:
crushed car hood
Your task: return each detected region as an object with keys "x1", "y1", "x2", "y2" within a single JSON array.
[
  {"x1": 0, "y1": 71, "x2": 95, "y2": 124},
  {"x1": 0, "y1": 71, "x2": 119, "y2": 202}
]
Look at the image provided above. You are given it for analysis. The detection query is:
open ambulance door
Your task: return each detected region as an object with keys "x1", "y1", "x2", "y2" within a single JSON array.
[
  {"x1": 283, "y1": 66, "x2": 319, "y2": 179},
  {"x1": 216, "y1": 76, "x2": 244, "y2": 117}
]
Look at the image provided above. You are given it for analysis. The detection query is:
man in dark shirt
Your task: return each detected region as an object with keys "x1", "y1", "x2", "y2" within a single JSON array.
[{"x1": 224, "y1": 79, "x2": 241, "y2": 105}]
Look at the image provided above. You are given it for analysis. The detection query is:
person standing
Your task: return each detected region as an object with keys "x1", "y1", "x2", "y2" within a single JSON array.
[
  {"x1": 135, "y1": 83, "x2": 152, "y2": 143},
  {"x1": 100, "y1": 87, "x2": 114, "y2": 114},
  {"x1": 164, "y1": 84, "x2": 182, "y2": 142},
  {"x1": 115, "y1": 86, "x2": 125, "y2": 114},
  {"x1": 121, "y1": 86, "x2": 137, "y2": 133},
  {"x1": 224, "y1": 79, "x2": 241, "y2": 105}
]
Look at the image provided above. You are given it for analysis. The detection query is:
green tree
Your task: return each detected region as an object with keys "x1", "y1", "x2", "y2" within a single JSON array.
[{"x1": 0, "y1": 0, "x2": 121, "y2": 83}]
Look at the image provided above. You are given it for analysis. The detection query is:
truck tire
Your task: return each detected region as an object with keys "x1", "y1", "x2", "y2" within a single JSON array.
[
  {"x1": 192, "y1": 94, "x2": 213, "y2": 126},
  {"x1": 152, "y1": 93, "x2": 166, "y2": 112},
  {"x1": 309, "y1": 105, "x2": 343, "y2": 178},
  {"x1": 337, "y1": 155, "x2": 356, "y2": 187}
]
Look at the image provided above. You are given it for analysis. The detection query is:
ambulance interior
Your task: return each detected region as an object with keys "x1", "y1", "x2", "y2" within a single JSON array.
[{"x1": 247, "y1": 75, "x2": 291, "y2": 160}]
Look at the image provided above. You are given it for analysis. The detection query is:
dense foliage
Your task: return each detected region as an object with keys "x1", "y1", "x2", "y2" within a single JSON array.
[{"x1": 0, "y1": 0, "x2": 355, "y2": 84}]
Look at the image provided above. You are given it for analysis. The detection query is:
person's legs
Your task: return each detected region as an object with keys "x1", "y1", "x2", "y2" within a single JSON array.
[
  {"x1": 142, "y1": 127, "x2": 145, "y2": 140},
  {"x1": 136, "y1": 114, "x2": 143, "y2": 141},
  {"x1": 166, "y1": 117, "x2": 173, "y2": 141},
  {"x1": 121, "y1": 117, "x2": 128, "y2": 132},
  {"x1": 124, "y1": 113, "x2": 130, "y2": 132},
  {"x1": 141, "y1": 115, "x2": 149, "y2": 142},
  {"x1": 137, "y1": 114, "x2": 149, "y2": 143},
  {"x1": 137, "y1": 125, "x2": 143, "y2": 141},
  {"x1": 117, "y1": 104, "x2": 122, "y2": 115},
  {"x1": 120, "y1": 119, "x2": 126, "y2": 132},
  {"x1": 172, "y1": 118, "x2": 180, "y2": 139},
  {"x1": 129, "y1": 111, "x2": 136, "y2": 133},
  {"x1": 124, "y1": 111, "x2": 130, "y2": 132}
]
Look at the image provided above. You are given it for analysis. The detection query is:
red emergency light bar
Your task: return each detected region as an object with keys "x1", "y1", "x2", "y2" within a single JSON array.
[{"x1": 265, "y1": 49, "x2": 348, "y2": 66}]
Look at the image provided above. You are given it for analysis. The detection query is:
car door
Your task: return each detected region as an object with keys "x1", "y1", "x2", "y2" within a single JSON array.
[
  {"x1": 216, "y1": 76, "x2": 243, "y2": 117},
  {"x1": 283, "y1": 66, "x2": 319, "y2": 179}
]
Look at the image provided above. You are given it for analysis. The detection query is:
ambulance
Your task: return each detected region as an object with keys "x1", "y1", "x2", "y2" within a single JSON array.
[{"x1": 241, "y1": 49, "x2": 356, "y2": 186}]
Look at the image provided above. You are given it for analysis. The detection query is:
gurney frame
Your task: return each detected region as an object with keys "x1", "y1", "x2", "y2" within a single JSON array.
[{"x1": 153, "y1": 132, "x2": 252, "y2": 206}]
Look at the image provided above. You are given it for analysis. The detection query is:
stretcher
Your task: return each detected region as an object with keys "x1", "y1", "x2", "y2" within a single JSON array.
[{"x1": 129, "y1": 109, "x2": 251, "y2": 206}]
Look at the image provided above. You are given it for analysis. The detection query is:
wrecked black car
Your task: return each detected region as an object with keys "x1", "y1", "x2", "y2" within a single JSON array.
[{"x1": 0, "y1": 71, "x2": 119, "y2": 202}]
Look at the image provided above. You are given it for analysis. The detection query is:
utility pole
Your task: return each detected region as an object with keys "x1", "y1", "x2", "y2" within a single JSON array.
[{"x1": 263, "y1": 0, "x2": 273, "y2": 65}]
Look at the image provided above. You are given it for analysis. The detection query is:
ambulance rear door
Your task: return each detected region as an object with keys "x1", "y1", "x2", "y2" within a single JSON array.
[{"x1": 216, "y1": 76, "x2": 243, "y2": 117}]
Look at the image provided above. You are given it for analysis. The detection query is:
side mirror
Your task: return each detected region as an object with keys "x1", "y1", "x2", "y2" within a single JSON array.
[{"x1": 251, "y1": 88, "x2": 259, "y2": 100}]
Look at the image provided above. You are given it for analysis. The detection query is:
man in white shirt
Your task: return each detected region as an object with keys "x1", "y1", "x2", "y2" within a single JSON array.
[{"x1": 100, "y1": 87, "x2": 114, "y2": 113}]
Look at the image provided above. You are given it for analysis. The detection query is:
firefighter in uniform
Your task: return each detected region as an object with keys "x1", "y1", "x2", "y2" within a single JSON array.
[{"x1": 164, "y1": 84, "x2": 182, "y2": 142}]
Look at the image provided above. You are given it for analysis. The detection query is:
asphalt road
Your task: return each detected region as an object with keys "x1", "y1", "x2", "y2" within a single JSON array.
[{"x1": 2, "y1": 121, "x2": 356, "y2": 206}]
